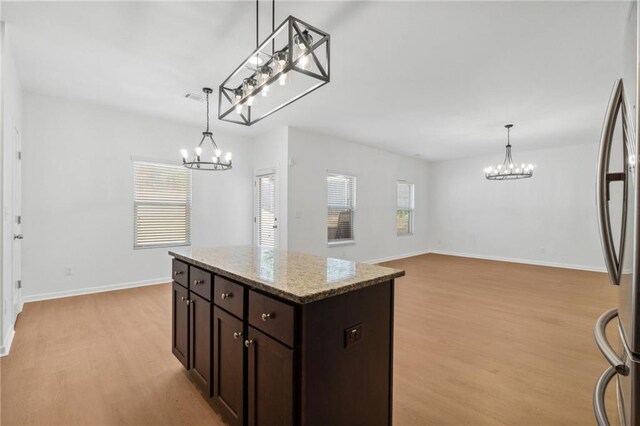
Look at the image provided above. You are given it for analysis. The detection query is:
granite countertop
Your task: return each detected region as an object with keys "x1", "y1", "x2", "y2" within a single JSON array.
[{"x1": 169, "y1": 246, "x2": 405, "y2": 304}]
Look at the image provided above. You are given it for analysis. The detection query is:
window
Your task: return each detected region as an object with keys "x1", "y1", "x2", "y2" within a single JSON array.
[
  {"x1": 255, "y1": 172, "x2": 277, "y2": 248},
  {"x1": 396, "y1": 181, "x2": 414, "y2": 235},
  {"x1": 133, "y1": 161, "x2": 191, "y2": 249},
  {"x1": 327, "y1": 173, "x2": 356, "y2": 244}
]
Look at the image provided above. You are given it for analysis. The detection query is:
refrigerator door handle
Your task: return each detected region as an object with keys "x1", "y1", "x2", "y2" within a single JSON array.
[
  {"x1": 594, "y1": 308, "x2": 629, "y2": 375},
  {"x1": 597, "y1": 79, "x2": 625, "y2": 285},
  {"x1": 593, "y1": 366, "x2": 617, "y2": 426}
]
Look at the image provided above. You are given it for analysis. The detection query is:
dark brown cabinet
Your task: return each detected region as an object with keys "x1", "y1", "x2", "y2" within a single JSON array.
[
  {"x1": 189, "y1": 291, "x2": 212, "y2": 397},
  {"x1": 171, "y1": 253, "x2": 395, "y2": 426},
  {"x1": 172, "y1": 282, "x2": 190, "y2": 369},
  {"x1": 213, "y1": 307, "x2": 244, "y2": 426},
  {"x1": 247, "y1": 327, "x2": 294, "y2": 426}
]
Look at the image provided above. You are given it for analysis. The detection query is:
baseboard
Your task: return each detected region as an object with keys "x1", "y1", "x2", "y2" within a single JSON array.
[
  {"x1": 21, "y1": 277, "x2": 170, "y2": 304},
  {"x1": 0, "y1": 327, "x2": 15, "y2": 357},
  {"x1": 364, "y1": 249, "x2": 431, "y2": 265},
  {"x1": 428, "y1": 249, "x2": 607, "y2": 273}
]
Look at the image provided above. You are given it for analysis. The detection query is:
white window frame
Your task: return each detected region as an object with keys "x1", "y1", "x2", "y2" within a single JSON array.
[
  {"x1": 396, "y1": 180, "x2": 415, "y2": 236},
  {"x1": 327, "y1": 172, "x2": 356, "y2": 247},
  {"x1": 133, "y1": 160, "x2": 192, "y2": 249}
]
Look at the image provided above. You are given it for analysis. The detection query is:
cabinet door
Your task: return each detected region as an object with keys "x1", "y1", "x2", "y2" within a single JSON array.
[
  {"x1": 172, "y1": 282, "x2": 189, "y2": 369},
  {"x1": 213, "y1": 307, "x2": 244, "y2": 426},
  {"x1": 190, "y1": 291, "x2": 212, "y2": 397},
  {"x1": 247, "y1": 327, "x2": 294, "y2": 426}
]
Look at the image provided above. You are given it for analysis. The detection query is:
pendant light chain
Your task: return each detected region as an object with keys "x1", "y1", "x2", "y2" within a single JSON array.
[{"x1": 205, "y1": 90, "x2": 210, "y2": 133}]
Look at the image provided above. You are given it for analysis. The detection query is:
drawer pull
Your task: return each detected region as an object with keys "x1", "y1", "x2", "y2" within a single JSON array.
[
  {"x1": 193, "y1": 279, "x2": 204, "y2": 286},
  {"x1": 174, "y1": 271, "x2": 183, "y2": 276},
  {"x1": 180, "y1": 296, "x2": 190, "y2": 305},
  {"x1": 244, "y1": 339, "x2": 253, "y2": 348},
  {"x1": 261, "y1": 313, "x2": 273, "y2": 322},
  {"x1": 221, "y1": 292, "x2": 233, "y2": 300},
  {"x1": 233, "y1": 332, "x2": 243, "y2": 340}
]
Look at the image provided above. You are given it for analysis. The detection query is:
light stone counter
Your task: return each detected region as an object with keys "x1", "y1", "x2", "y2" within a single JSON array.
[{"x1": 169, "y1": 246, "x2": 405, "y2": 304}]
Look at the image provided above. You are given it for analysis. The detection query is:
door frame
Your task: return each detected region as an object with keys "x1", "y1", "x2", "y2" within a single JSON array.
[
  {"x1": 12, "y1": 126, "x2": 22, "y2": 318},
  {"x1": 253, "y1": 166, "x2": 279, "y2": 248}
]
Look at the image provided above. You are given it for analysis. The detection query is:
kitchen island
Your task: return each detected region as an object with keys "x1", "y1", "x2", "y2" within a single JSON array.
[{"x1": 169, "y1": 246, "x2": 404, "y2": 426}]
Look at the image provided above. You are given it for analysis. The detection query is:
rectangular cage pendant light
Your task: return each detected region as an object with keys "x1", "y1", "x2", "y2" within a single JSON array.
[{"x1": 218, "y1": 16, "x2": 330, "y2": 126}]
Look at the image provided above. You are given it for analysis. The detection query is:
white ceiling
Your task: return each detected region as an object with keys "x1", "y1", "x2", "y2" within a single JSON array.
[{"x1": 2, "y1": 1, "x2": 632, "y2": 161}]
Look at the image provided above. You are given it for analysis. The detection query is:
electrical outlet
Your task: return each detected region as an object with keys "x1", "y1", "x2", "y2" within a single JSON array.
[
  {"x1": 64, "y1": 267, "x2": 72, "y2": 276},
  {"x1": 344, "y1": 324, "x2": 363, "y2": 348}
]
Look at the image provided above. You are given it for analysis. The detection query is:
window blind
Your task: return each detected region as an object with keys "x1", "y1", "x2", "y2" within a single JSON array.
[
  {"x1": 327, "y1": 173, "x2": 356, "y2": 242},
  {"x1": 256, "y1": 173, "x2": 276, "y2": 247},
  {"x1": 133, "y1": 161, "x2": 191, "y2": 249},
  {"x1": 396, "y1": 181, "x2": 414, "y2": 235}
]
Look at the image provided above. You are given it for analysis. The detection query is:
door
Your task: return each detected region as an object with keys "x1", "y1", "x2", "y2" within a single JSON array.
[
  {"x1": 189, "y1": 291, "x2": 212, "y2": 397},
  {"x1": 172, "y1": 282, "x2": 189, "y2": 369},
  {"x1": 247, "y1": 327, "x2": 294, "y2": 426},
  {"x1": 213, "y1": 307, "x2": 244, "y2": 426},
  {"x1": 254, "y1": 170, "x2": 277, "y2": 248},
  {"x1": 12, "y1": 127, "x2": 22, "y2": 320}
]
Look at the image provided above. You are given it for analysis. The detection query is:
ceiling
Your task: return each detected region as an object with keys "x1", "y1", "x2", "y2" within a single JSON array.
[{"x1": 2, "y1": 1, "x2": 632, "y2": 161}]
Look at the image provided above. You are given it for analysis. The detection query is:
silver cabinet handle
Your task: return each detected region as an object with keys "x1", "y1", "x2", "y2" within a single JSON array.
[
  {"x1": 593, "y1": 366, "x2": 617, "y2": 426},
  {"x1": 597, "y1": 78, "x2": 628, "y2": 286},
  {"x1": 244, "y1": 339, "x2": 253, "y2": 348},
  {"x1": 594, "y1": 308, "x2": 628, "y2": 375},
  {"x1": 221, "y1": 292, "x2": 232, "y2": 300},
  {"x1": 174, "y1": 271, "x2": 183, "y2": 276},
  {"x1": 13, "y1": 234, "x2": 23, "y2": 240},
  {"x1": 261, "y1": 313, "x2": 272, "y2": 322},
  {"x1": 180, "y1": 296, "x2": 190, "y2": 305},
  {"x1": 233, "y1": 332, "x2": 243, "y2": 340},
  {"x1": 193, "y1": 279, "x2": 204, "y2": 286}
]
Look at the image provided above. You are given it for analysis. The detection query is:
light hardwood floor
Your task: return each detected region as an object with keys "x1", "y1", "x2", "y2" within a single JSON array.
[{"x1": 1, "y1": 254, "x2": 620, "y2": 425}]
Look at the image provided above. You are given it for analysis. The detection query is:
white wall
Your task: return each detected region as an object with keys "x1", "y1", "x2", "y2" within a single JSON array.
[
  {"x1": 287, "y1": 128, "x2": 430, "y2": 262},
  {"x1": 428, "y1": 143, "x2": 605, "y2": 270},
  {"x1": 1, "y1": 24, "x2": 22, "y2": 354},
  {"x1": 21, "y1": 92, "x2": 253, "y2": 301}
]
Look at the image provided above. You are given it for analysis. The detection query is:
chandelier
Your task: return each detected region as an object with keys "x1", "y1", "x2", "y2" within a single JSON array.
[
  {"x1": 180, "y1": 88, "x2": 232, "y2": 171},
  {"x1": 484, "y1": 124, "x2": 534, "y2": 180},
  {"x1": 218, "y1": 0, "x2": 330, "y2": 126}
]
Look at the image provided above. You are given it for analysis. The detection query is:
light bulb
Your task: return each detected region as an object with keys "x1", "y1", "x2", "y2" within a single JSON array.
[
  {"x1": 225, "y1": 152, "x2": 232, "y2": 161},
  {"x1": 294, "y1": 31, "x2": 313, "y2": 53},
  {"x1": 233, "y1": 88, "x2": 243, "y2": 103},
  {"x1": 279, "y1": 72, "x2": 291, "y2": 86},
  {"x1": 243, "y1": 78, "x2": 256, "y2": 97},
  {"x1": 180, "y1": 149, "x2": 189, "y2": 159},
  {"x1": 235, "y1": 104, "x2": 243, "y2": 114},
  {"x1": 521, "y1": 163, "x2": 525, "y2": 169},
  {"x1": 497, "y1": 165, "x2": 502, "y2": 170},
  {"x1": 262, "y1": 84, "x2": 269, "y2": 97},
  {"x1": 212, "y1": 156, "x2": 219, "y2": 164},
  {"x1": 259, "y1": 65, "x2": 272, "y2": 84},
  {"x1": 509, "y1": 163, "x2": 514, "y2": 169},
  {"x1": 299, "y1": 54, "x2": 309, "y2": 69},
  {"x1": 528, "y1": 163, "x2": 534, "y2": 169},
  {"x1": 194, "y1": 147, "x2": 202, "y2": 157},
  {"x1": 215, "y1": 149, "x2": 221, "y2": 157},
  {"x1": 247, "y1": 96, "x2": 255, "y2": 106}
]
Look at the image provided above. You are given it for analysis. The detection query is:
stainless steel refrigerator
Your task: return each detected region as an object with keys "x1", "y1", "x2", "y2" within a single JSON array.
[{"x1": 594, "y1": 2, "x2": 639, "y2": 425}]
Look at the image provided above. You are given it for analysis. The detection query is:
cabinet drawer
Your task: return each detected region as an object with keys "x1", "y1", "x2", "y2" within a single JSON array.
[
  {"x1": 214, "y1": 276, "x2": 244, "y2": 318},
  {"x1": 172, "y1": 259, "x2": 189, "y2": 288},
  {"x1": 248, "y1": 290, "x2": 295, "y2": 347},
  {"x1": 190, "y1": 266, "x2": 212, "y2": 301}
]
